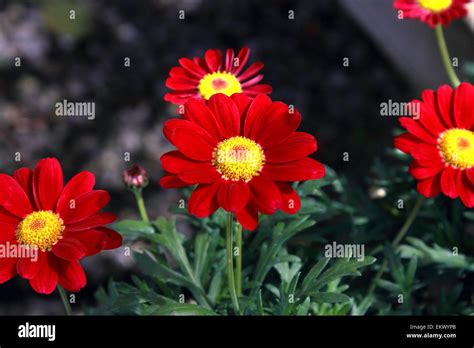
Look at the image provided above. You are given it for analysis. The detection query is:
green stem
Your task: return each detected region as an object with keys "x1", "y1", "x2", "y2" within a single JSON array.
[
  {"x1": 57, "y1": 285, "x2": 72, "y2": 316},
  {"x1": 226, "y1": 213, "x2": 241, "y2": 315},
  {"x1": 435, "y1": 25, "x2": 461, "y2": 88},
  {"x1": 368, "y1": 195, "x2": 424, "y2": 295},
  {"x1": 235, "y1": 223, "x2": 243, "y2": 296},
  {"x1": 133, "y1": 189, "x2": 150, "y2": 223}
]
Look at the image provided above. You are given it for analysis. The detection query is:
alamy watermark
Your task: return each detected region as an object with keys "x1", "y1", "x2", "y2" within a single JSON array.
[
  {"x1": 0, "y1": 241, "x2": 38, "y2": 262},
  {"x1": 324, "y1": 241, "x2": 365, "y2": 261},
  {"x1": 55, "y1": 99, "x2": 95, "y2": 120},
  {"x1": 380, "y1": 99, "x2": 420, "y2": 119}
]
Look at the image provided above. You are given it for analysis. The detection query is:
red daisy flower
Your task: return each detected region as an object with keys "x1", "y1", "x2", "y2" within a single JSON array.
[
  {"x1": 0, "y1": 158, "x2": 122, "y2": 294},
  {"x1": 160, "y1": 93, "x2": 325, "y2": 230},
  {"x1": 394, "y1": 0, "x2": 470, "y2": 27},
  {"x1": 164, "y1": 48, "x2": 272, "y2": 105},
  {"x1": 394, "y1": 83, "x2": 474, "y2": 207}
]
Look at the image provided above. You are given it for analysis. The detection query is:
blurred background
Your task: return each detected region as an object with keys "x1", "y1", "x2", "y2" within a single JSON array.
[{"x1": 0, "y1": 0, "x2": 473, "y2": 314}]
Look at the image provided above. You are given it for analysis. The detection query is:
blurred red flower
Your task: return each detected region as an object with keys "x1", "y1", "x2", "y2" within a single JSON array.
[
  {"x1": 160, "y1": 93, "x2": 325, "y2": 230},
  {"x1": 394, "y1": 0, "x2": 470, "y2": 27},
  {"x1": 395, "y1": 83, "x2": 474, "y2": 206},
  {"x1": 164, "y1": 48, "x2": 272, "y2": 105},
  {"x1": 0, "y1": 158, "x2": 122, "y2": 294}
]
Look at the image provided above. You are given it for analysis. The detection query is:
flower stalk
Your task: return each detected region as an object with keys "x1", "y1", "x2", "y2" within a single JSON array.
[
  {"x1": 57, "y1": 285, "x2": 72, "y2": 316},
  {"x1": 368, "y1": 195, "x2": 424, "y2": 295},
  {"x1": 226, "y1": 213, "x2": 241, "y2": 315},
  {"x1": 435, "y1": 24, "x2": 461, "y2": 88}
]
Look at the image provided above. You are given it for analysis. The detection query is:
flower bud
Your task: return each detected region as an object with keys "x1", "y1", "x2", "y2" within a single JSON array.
[{"x1": 122, "y1": 164, "x2": 148, "y2": 189}]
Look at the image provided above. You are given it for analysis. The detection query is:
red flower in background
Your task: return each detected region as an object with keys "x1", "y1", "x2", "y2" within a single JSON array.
[
  {"x1": 394, "y1": 0, "x2": 470, "y2": 27},
  {"x1": 160, "y1": 93, "x2": 325, "y2": 230},
  {"x1": 164, "y1": 48, "x2": 272, "y2": 105},
  {"x1": 0, "y1": 158, "x2": 122, "y2": 294},
  {"x1": 395, "y1": 83, "x2": 474, "y2": 207}
]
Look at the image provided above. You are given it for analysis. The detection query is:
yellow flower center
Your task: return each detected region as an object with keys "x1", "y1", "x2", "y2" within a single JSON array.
[
  {"x1": 198, "y1": 72, "x2": 242, "y2": 100},
  {"x1": 418, "y1": 0, "x2": 453, "y2": 12},
  {"x1": 438, "y1": 128, "x2": 474, "y2": 170},
  {"x1": 16, "y1": 211, "x2": 65, "y2": 251},
  {"x1": 212, "y1": 136, "x2": 265, "y2": 182}
]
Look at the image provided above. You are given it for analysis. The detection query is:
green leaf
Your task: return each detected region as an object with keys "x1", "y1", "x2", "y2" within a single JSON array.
[
  {"x1": 296, "y1": 297, "x2": 311, "y2": 315},
  {"x1": 147, "y1": 303, "x2": 216, "y2": 316},
  {"x1": 309, "y1": 292, "x2": 351, "y2": 303},
  {"x1": 399, "y1": 237, "x2": 474, "y2": 271},
  {"x1": 308, "y1": 256, "x2": 376, "y2": 293},
  {"x1": 113, "y1": 219, "x2": 154, "y2": 239},
  {"x1": 301, "y1": 258, "x2": 330, "y2": 293}
]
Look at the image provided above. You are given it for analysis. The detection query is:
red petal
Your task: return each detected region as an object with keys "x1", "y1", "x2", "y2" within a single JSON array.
[
  {"x1": 13, "y1": 168, "x2": 36, "y2": 210},
  {"x1": 238, "y1": 62, "x2": 264, "y2": 81},
  {"x1": 0, "y1": 207, "x2": 20, "y2": 243},
  {"x1": 183, "y1": 98, "x2": 222, "y2": 141},
  {"x1": 178, "y1": 57, "x2": 207, "y2": 78},
  {"x1": 217, "y1": 181, "x2": 250, "y2": 213},
  {"x1": 56, "y1": 171, "x2": 95, "y2": 214},
  {"x1": 394, "y1": 133, "x2": 420, "y2": 154},
  {"x1": 232, "y1": 47, "x2": 250, "y2": 75},
  {"x1": 276, "y1": 182, "x2": 301, "y2": 214},
  {"x1": 29, "y1": 254, "x2": 58, "y2": 294},
  {"x1": 266, "y1": 132, "x2": 317, "y2": 163},
  {"x1": 435, "y1": 85, "x2": 455, "y2": 128},
  {"x1": 60, "y1": 190, "x2": 110, "y2": 225},
  {"x1": 17, "y1": 251, "x2": 45, "y2": 279},
  {"x1": 235, "y1": 204, "x2": 259, "y2": 231},
  {"x1": 399, "y1": 117, "x2": 437, "y2": 145},
  {"x1": 241, "y1": 74, "x2": 264, "y2": 87},
  {"x1": 188, "y1": 182, "x2": 221, "y2": 218},
  {"x1": 160, "y1": 151, "x2": 220, "y2": 184},
  {"x1": 65, "y1": 212, "x2": 116, "y2": 232},
  {"x1": 96, "y1": 226, "x2": 123, "y2": 249},
  {"x1": 208, "y1": 94, "x2": 241, "y2": 138},
  {"x1": 408, "y1": 162, "x2": 443, "y2": 180},
  {"x1": 252, "y1": 101, "x2": 300, "y2": 147},
  {"x1": 33, "y1": 158, "x2": 64, "y2": 211},
  {"x1": 453, "y1": 82, "x2": 474, "y2": 129},
  {"x1": 169, "y1": 66, "x2": 200, "y2": 81},
  {"x1": 160, "y1": 174, "x2": 190, "y2": 188},
  {"x1": 242, "y1": 84, "x2": 272, "y2": 96},
  {"x1": 0, "y1": 174, "x2": 33, "y2": 218},
  {"x1": 248, "y1": 176, "x2": 281, "y2": 214},
  {"x1": 243, "y1": 94, "x2": 273, "y2": 138},
  {"x1": 440, "y1": 166, "x2": 459, "y2": 198},
  {"x1": 458, "y1": 171, "x2": 474, "y2": 208},
  {"x1": 230, "y1": 93, "x2": 252, "y2": 118},
  {"x1": 417, "y1": 172, "x2": 442, "y2": 198},
  {"x1": 64, "y1": 229, "x2": 106, "y2": 256},
  {"x1": 165, "y1": 77, "x2": 198, "y2": 90},
  {"x1": 410, "y1": 143, "x2": 442, "y2": 166},
  {"x1": 204, "y1": 49, "x2": 222, "y2": 72},
  {"x1": 52, "y1": 237, "x2": 87, "y2": 260},
  {"x1": 163, "y1": 119, "x2": 215, "y2": 161},
  {"x1": 57, "y1": 259, "x2": 86, "y2": 292},
  {"x1": 225, "y1": 48, "x2": 235, "y2": 72},
  {"x1": 262, "y1": 158, "x2": 326, "y2": 181},
  {"x1": 0, "y1": 256, "x2": 17, "y2": 284},
  {"x1": 419, "y1": 91, "x2": 446, "y2": 136}
]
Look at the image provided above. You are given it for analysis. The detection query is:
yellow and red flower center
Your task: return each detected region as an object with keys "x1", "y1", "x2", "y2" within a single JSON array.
[
  {"x1": 16, "y1": 211, "x2": 65, "y2": 251},
  {"x1": 418, "y1": 0, "x2": 453, "y2": 12},
  {"x1": 438, "y1": 128, "x2": 474, "y2": 169},
  {"x1": 212, "y1": 136, "x2": 265, "y2": 182},
  {"x1": 198, "y1": 72, "x2": 242, "y2": 100}
]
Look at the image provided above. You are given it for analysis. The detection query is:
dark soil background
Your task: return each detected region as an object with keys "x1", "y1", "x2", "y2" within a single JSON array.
[{"x1": 0, "y1": 0, "x2": 470, "y2": 314}]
